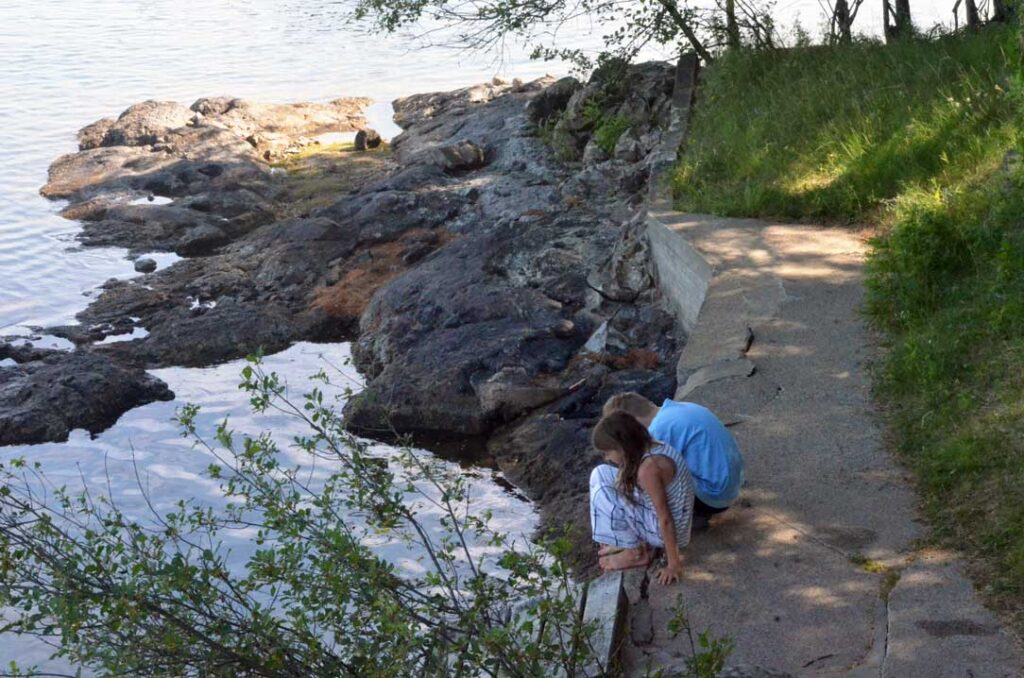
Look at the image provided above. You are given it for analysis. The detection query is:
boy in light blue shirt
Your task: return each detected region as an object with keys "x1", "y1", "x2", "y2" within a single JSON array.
[{"x1": 603, "y1": 392, "x2": 744, "y2": 528}]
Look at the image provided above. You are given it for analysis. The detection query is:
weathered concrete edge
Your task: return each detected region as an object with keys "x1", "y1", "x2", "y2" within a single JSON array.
[
  {"x1": 580, "y1": 53, "x2": 710, "y2": 674},
  {"x1": 580, "y1": 572, "x2": 628, "y2": 676},
  {"x1": 646, "y1": 213, "x2": 711, "y2": 335}
]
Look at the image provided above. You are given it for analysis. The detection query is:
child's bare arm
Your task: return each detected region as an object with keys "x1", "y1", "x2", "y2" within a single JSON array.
[{"x1": 637, "y1": 461, "x2": 684, "y2": 585}]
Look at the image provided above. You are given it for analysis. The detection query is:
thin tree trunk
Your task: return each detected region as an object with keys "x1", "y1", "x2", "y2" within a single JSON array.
[
  {"x1": 884, "y1": 0, "x2": 912, "y2": 41},
  {"x1": 725, "y1": 0, "x2": 741, "y2": 49},
  {"x1": 656, "y1": 0, "x2": 715, "y2": 63},
  {"x1": 894, "y1": 0, "x2": 912, "y2": 34},
  {"x1": 965, "y1": 0, "x2": 981, "y2": 29},
  {"x1": 835, "y1": 0, "x2": 853, "y2": 42},
  {"x1": 992, "y1": 0, "x2": 1012, "y2": 22}
]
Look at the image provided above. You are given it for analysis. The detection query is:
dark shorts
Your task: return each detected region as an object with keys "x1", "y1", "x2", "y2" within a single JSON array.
[{"x1": 694, "y1": 497, "x2": 729, "y2": 518}]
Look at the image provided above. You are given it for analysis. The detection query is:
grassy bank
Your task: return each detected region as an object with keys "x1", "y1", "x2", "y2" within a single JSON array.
[{"x1": 673, "y1": 26, "x2": 1024, "y2": 628}]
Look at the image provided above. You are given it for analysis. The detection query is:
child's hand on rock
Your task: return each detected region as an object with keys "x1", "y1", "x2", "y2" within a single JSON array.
[{"x1": 656, "y1": 561, "x2": 684, "y2": 585}]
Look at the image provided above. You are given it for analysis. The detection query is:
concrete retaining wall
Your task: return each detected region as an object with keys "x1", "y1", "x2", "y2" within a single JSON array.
[
  {"x1": 644, "y1": 54, "x2": 711, "y2": 336},
  {"x1": 646, "y1": 214, "x2": 711, "y2": 334}
]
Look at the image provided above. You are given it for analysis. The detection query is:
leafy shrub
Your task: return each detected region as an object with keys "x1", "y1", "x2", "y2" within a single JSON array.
[
  {"x1": 0, "y1": 356, "x2": 597, "y2": 676},
  {"x1": 593, "y1": 115, "x2": 632, "y2": 156}
]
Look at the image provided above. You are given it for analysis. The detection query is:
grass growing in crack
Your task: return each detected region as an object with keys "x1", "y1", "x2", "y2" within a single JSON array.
[
  {"x1": 271, "y1": 141, "x2": 392, "y2": 217},
  {"x1": 850, "y1": 554, "x2": 902, "y2": 600},
  {"x1": 881, "y1": 570, "x2": 902, "y2": 601},
  {"x1": 849, "y1": 553, "x2": 889, "y2": 575},
  {"x1": 673, "y1": 25, "x2": 1024, "y2": 632}
]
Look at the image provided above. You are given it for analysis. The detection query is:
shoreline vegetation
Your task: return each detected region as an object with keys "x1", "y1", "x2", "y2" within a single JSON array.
[{"x1": 673, "y1": 24, "x2": 1024, "y2": 634}]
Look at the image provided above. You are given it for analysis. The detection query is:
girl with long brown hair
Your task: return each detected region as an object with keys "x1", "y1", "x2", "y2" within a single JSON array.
[{"x1": 589, "y1": 411, "x2": 695, "y2": 585}]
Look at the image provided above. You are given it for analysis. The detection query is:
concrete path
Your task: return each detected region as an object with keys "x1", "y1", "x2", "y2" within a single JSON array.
[{"x1": 621, "y1": 212, "x2": 1023, "y2": 677}]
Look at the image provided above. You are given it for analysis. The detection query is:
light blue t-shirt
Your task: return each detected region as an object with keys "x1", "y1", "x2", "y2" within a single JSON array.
[{"x1": 648, "y1": 400, "x2": 744, "y2": 508}]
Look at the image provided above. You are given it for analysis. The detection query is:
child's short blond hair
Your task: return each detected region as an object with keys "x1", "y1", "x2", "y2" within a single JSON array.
[{"x1": 602, "y1": 392, "x2": 659, "y2": 419}]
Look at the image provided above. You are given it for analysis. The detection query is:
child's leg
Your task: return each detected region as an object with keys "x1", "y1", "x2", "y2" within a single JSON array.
[
  {"x1": 599, "y1": 545, "x2": 653, "y2": 571},
  {"x1": 589, "y1": 465, "x2": 652, "y2": 571},
  {"x1": 589, "y1": 465, "x2": 641, "y2": 548},
  {"x1": 692, "y1": 496, "x2": 728, "y2": 530}
]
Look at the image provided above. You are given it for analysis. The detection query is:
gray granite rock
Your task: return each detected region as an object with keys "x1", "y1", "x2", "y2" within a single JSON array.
[
  {"x1": 133, "y1": 257, "x2": 157, "y2": 273},
  {"x1": 0, "y1": 343, "x2": 173, "y2": 445},
  {"x1": 34, "y1": 65, "x2": 684, "y2": 537}
]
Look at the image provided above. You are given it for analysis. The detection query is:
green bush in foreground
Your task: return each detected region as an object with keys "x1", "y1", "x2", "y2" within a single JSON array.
[
  {"x1": 0, "y1": 357, "x2": 596, "y2": 676},
  {"x1": 0, "y1": 358, "x2": 735, "y2": 677},
  {"x1": 674, "y1": 25, "x2": 1024, "y2": 629}
]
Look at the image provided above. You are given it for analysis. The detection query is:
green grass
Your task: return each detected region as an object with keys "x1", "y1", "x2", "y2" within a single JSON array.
[
  {"x1": 593, "y1": 115, "x2": 631, "y2": 155},
  {"x1": 675, "y1": 30, "x2": 1019, "y2": 222},
  {"x1": 673, "y1": 26, "x2": 1024, "y2": 630},
  {"x1": 583, "y1": 99, "x2": 632, "y2": 155}
]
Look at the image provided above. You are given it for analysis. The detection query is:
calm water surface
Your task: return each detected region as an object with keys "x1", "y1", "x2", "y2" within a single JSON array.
[
  {"x1": 0, "y1": 343, "x2": 538, "y2": 669},
  {"x1": 0, "y1": 0, "x2": 954, "y2": 668}
]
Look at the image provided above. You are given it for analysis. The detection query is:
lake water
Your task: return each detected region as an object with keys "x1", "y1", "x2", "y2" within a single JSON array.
[
  {"x1": 0, "y1": 343, "x2": 538, "y2": 670},
  {"x1": 0, "y1": 0, "x2": 956, "y2": 669}
]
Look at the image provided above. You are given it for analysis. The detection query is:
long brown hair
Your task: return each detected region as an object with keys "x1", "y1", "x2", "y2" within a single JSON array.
[{"x1": 591, "y1": 412, "x2": 654, "y2": 504}]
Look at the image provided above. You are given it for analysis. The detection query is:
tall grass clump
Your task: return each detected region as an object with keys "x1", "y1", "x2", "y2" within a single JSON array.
[{"x1": 674, "y1": 25, "x2": 1024, "y2": 629}]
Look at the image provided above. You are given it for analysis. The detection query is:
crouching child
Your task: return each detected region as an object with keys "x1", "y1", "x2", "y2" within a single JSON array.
[
  {"x1": 604, "y1": 392, "x2": 744, "y2": 529},
  {"x1": 589, "y1": 411, "x2": 695, "y2": 586}
]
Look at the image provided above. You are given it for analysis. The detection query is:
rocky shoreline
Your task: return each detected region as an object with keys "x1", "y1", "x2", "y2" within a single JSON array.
[{"x1": 3, "y1": 63, "x2": 685, "y2": 562}]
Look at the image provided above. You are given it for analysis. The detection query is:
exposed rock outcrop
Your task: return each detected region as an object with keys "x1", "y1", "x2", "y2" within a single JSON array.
[
  {"x1": 0, "y1": 343, "x2": 173, "y2": 446},
  {"x1": 336, "y1": 64, "x2": 682, "y2": 560},
  {"x1": 25, "y1": 64, "x2": 685, "y2": 562}
]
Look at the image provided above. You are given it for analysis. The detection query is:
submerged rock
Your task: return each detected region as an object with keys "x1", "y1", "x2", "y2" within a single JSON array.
[{"x1": 134, "y1": 257, "x2": 157, "y2": 273}]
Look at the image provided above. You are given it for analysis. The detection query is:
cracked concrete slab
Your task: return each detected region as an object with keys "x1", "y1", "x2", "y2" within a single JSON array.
[
  {"x1": 677, "y1": 358, "x2": 756, "y2": 399},
  {"x1": 622, "y1": 214, "x2": 1023, "y2": 676},
  {"x1": 882, "y1": 550, "x2": 1020, "y2": 678}
]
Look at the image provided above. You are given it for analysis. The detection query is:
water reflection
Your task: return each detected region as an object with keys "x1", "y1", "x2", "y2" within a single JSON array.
[{"x1": 0, "y1": 342, "x2": 537, "y2": 668}]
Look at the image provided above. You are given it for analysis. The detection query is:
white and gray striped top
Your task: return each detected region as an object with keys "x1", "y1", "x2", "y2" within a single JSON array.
[{"x1": 633, "y1": 442, "x2": 696, "y2": 549}]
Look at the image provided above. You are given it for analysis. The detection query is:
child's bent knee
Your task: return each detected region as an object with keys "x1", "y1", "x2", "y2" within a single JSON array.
[{"x1": 589, "y1": 464, "x2": 618, "y2": 489}]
